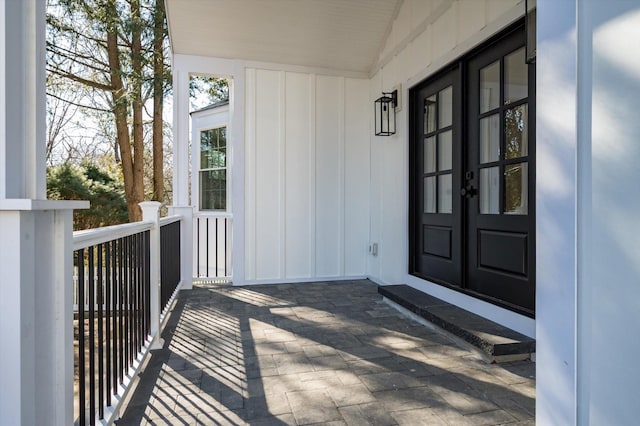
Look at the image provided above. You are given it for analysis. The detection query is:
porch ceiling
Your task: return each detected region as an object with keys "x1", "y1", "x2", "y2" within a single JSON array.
[{"x1": 164, "y1": 0, "x2": 403, "y2": 74}]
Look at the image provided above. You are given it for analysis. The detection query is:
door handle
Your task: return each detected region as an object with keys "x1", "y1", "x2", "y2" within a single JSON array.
[{"x1": 461, "y1": 184, "x2": 477, "y2": 198}]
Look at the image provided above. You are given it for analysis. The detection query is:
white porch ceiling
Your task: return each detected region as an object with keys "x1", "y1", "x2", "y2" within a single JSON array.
[{"x1": 165, "y1": 0, "x2": 403, "y2": 74}]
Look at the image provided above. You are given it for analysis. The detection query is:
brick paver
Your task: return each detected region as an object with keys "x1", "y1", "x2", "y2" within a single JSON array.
[{"x1": 117, "y1": 280, "x2": 535, "y2": 425}]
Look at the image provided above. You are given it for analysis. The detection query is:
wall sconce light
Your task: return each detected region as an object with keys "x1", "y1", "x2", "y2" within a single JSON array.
[
  {"x1": 525, "y1": 0, "x2": 536, "y2": 63},
  {"x1": 374, "y1": 90, "x2": 397, "y2": 136}
]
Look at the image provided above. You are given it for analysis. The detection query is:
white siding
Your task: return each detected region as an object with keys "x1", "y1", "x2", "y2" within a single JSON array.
[
  {"x1": 344, "y1": 79, "x2": 370, "y2": 276},
  {"x1": 244, "y1": 68, "x2": 370, "y2": 282},
  {"x1": 284, "y1": 72, "x2": 312, "y2": 278},
  {"x1": 254, "y1": 69, "x2": 281, "y2": 280},
  {"x1": 315, "y1": 75, "x2": 343, "y2": 277}
]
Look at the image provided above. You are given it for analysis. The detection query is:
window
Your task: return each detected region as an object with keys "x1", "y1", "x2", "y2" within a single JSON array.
[{"x1": 199, "y1": 127, "x2": 227, "y2": 210}]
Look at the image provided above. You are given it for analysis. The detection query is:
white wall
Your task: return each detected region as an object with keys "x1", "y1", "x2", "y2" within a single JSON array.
[
  {"x1": 536, "y1": 1, "x2": 578, "y2": 423},
  {"x1": 575, "y1": 1, "x2": 640, "y2": 424},
  {"x1": 537, "y1": 1, "x2": 640, "y2": 424},
  {"x1": 244, "y1": 68, "x2": 370, "y2": 282},
  {"x1": 367, "y1": 0, "x2": 534, "y2": 337}
]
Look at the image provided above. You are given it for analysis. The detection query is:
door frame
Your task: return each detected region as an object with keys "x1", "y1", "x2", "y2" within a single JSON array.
[{"x1": 408, "y1": 20, "x2": 535, "y2": 318}]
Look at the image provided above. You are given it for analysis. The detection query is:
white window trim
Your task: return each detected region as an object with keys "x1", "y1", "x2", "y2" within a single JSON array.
[{"x1": 193, "y1": 124, "x2": 230, "y2": 213}]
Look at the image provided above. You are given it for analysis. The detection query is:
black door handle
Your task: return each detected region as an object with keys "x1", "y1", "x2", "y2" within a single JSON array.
[{"x1": 461, "y1": 185, "x2": 477, "y2": 198}]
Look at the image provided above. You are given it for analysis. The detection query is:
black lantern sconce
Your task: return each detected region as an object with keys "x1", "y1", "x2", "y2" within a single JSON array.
[
  {"x1": 525, "y1": 0, "x2": 536, "y2": 63},
  {"x1": 374, "y1": 90, "x2": 397, "y2": 136}
]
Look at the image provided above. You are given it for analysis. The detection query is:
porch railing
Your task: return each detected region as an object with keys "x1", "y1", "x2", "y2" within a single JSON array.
[
  {"x1": 194, "y1": 212, "x2": 232, "y2": 281},
  {"x1": 160, "y1": 216, "x2": 181, "y2": 314},
  {"x1": 72, "y1": 204, "x2": 183, "y2": 425}
]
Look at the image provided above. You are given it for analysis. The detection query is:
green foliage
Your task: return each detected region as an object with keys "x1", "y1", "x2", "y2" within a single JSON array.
[
  {"x1": 189, "y1": 75, "x2": 229, "y2": 109},
  {"x1": 47, "y1": 162, "x2": 129, "y2": 230}
]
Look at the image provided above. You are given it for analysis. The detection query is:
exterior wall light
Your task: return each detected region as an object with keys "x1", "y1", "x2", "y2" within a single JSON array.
[
  {"x1": 374, "y1": 90, "x2": 397, "y2": 136},
  {"x1": 525, "y1": 0, "x2": 536, "y2": 63}
]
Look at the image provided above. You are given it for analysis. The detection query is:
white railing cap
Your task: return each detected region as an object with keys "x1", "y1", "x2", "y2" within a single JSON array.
[
  {"x1": 159, "y1": 215, "x2": 182, "y2": 227},
  {"x1": 73, "y1": 221, "x2": 153, "y2": 251}
]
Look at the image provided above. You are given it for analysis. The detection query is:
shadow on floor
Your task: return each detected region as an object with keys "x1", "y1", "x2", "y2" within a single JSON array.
[{"x1": 117, "y1": 280, "x2": 535, "y2": 425}]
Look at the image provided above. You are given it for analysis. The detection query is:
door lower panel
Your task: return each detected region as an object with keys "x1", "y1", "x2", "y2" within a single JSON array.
[{"x1": 478, "y1": 230, "x2": 528, "y2": 276}]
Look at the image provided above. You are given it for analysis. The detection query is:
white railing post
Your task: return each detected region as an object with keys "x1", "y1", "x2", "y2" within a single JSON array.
[
  {"x1": 140, "y1": 201, "x2": 164, "y2": 350},
  {"x1": 168, "y1": 205, "x2": 194, "y2": 289}
]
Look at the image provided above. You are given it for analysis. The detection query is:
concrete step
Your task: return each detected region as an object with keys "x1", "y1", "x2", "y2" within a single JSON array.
[{"x1": 378, "y1": 284, "x2": 535, "y2": 363}]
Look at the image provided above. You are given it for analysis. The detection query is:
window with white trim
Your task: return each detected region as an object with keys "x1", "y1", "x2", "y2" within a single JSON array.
[{"x1": 199, "y1": 126, "x2": 227, "y2": 210}]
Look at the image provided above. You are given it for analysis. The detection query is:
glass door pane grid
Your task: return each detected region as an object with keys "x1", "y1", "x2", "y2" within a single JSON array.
[
  {"x1": 423, "y1": 92, "x2": 453, "y2": 214},
  {"x1": 477, "y1": 54, "x2": 529, "y2": 215}
]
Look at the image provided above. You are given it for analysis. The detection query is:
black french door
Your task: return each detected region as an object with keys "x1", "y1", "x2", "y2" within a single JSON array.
[
  {"x1": 410, "y1": 66, "x2": 462, "y2": 288},
  {"x1": 410, "y1": 23, "x2": 535, "y2": 315}
]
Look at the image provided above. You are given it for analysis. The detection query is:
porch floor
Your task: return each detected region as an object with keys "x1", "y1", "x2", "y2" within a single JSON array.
[{"x1": 117, "y1": 280, "x2": 535, "y2": 425}]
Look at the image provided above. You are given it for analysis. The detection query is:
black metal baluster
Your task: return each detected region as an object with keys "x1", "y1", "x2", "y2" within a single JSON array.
[
  {"x1": 141, "y1": 232, "x2": 146, "y2": 342},
  {"x1": 88, "y1": 246, "x2": 96, "y2": 425},
  {"x1": 136, "y1": 232, "x2": 142, "y2": 350},
  {"x1": 160, "y1": 225, "x2": 166, "y2": 308},
  {"x1": 97, "y1": 243, "x2": 104, "y2": 419},
  {"x1": 177, "y1": 223, "x2": 181, "y2": 292},
  {"x1": 118, "y1": 237, "x2": 124, "y2": 385},
  {"x1": 123, "y1": 235, "x2": 129, "y2": 369},
  {"x1": 206, "y1": 217, "x2": 209, "y2": 277},
  {"x1": 112, "y1": 239, "x2": 119, "y2": 393},
  {"x1": 145, "y1": 231, "x2": 151, "y2": 336},
  {"x1": 77, "y1": 249, "x2": 86, "y2": 425},
  {"x1": 123, "y1": 236, "x2": 131, "y2": 368},
  {"x1": 215, "y1": 217, "x2": 219, "y2": 277},
  {"x1": 132, "y1": 233, "x2": 138, "y2": 355},
  {"x1": 128, "y1": 234, "x2": 134, "y2": 365},
  {"x1": 105, "y1": 241, "x2": 111, "y2": 407},
  {"x1": 139, "y1": 232, "x2": 145, "y2": 340},
  {"x1": 130, "y1": 233, "x2": 135, "y2": 360},
  {"x1": 140, "y1": 232, "x2": 145, "y2": 345},
  {"x1": 224, "y1": 217, "x2": 228, "y2": 277}
]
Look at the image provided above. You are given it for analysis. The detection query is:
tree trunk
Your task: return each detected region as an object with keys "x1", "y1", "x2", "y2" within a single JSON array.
[
  {"x1": 130, "y1": 0, "x2": 145, "y2": 220},
  {"x1": 152, "y1": 0, "x2": 165, "y2": 202},
  {"x1": 106, "y1": 0, "x2": 140, "y2": 222}
]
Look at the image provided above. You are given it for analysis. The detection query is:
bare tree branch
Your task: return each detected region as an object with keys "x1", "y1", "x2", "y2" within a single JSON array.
[
  {"x1": 46, "y1": 91, "x2": 112, "y2": 113},
  {"x1": 47, "y1": 67, "x2": 114, "y2": 92}
]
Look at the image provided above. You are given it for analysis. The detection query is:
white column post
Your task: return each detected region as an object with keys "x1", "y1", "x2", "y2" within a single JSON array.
[
  {"x1": 1, "y1": 0, "x2": 89, "y2": 425},
  {"x1": 168, "y1": 205, "x2": 194, "y2": 289},
  {"x1": 0, "y1": 201, "x2": 87, "y2": 426},
  {"x1": 172, "y1": 68, "x2": 191, "y2": 206},
  {"x1": 140, "y1": 201, "x2": 164, "y2": 350},
  {"x1": 536, "y1": 1, "x2": 578, "y2": 424}
]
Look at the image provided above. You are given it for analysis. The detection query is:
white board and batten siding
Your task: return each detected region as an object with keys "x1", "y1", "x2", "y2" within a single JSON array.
[{"x1": 244, "y1": 69, "x2": 370, "y2": 283}]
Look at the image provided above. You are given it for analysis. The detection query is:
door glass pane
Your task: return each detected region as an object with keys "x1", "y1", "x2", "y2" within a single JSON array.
[
  {"x1": 424, "y1": 136, "x2": 436, "y2": 173},
  {"x1": 438, "y1": 131, "x2": 452, "y2": 170},
  {"x1": 424, "y1": 94, "x2": 437, "y2": 134},
  {"x1": 480, "y1": 114, "x2": 500, "y2": 163},
  {"x1": 480, "y1": 166, "x2": 500, "y2": 214},
  {"x1": 438, "y1": 86, "x2": 453, "y2": 128},
  {"x1": 424, "y1": 176, "x2": 436, "y2": 213},
  {"x1": 505, "y1": 104, "x2": 528, "y2": 159},
  {"x1": 438, "y1": 174, "x2": 452, "y2": 213},
  {"x1": 505, "y1": 47, "x2": 527, "y2": 104},
  {"x1": 480, "y1": 61, "x2": 500, "y2": 113},
  {"x1": 505, "y1": 162, "x2": 528, "y2": 214}
]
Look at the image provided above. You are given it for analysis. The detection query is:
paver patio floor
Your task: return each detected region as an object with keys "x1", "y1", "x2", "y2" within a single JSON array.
[{"x1": 117, "y1": 280, "x2": 535, "y2": 425}]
